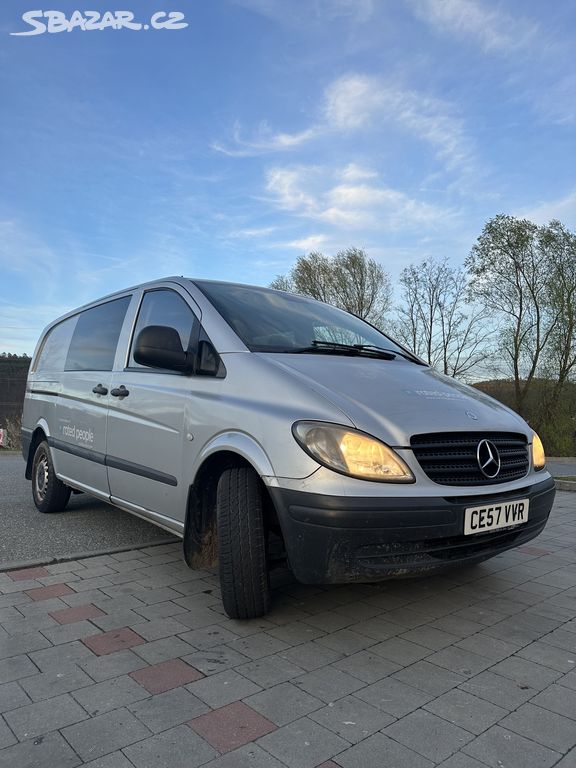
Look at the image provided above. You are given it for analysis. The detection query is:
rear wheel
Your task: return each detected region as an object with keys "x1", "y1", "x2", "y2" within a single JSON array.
[
  {"x1": 32, "y1": 440, "x2": 71, "y2": 513},
  {"x1": 217, "y1": 466, "x2": 271, "y2": 619}
]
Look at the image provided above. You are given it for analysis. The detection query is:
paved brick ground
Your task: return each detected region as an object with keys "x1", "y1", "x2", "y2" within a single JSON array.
[{"x1": 0, "y1": 491, "x2": 575, "y2": 768}]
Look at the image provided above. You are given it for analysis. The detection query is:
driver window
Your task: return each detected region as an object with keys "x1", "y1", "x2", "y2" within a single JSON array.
[{"x1": 129, "y1": 289, "x2": 197, "y2": 368}]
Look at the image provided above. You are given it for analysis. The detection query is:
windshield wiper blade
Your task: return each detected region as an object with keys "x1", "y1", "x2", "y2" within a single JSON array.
[
  {"x1": 292, "y1": 340, "x2": 396, "y2": 359},
  {"x1": 355, "y1": 344, "x2": 425, "y2": 364}
]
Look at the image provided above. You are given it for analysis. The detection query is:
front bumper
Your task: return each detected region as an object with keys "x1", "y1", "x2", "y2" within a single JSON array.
[{"x1": 269, "y1": 476, "x2": 556, "y2": 584}]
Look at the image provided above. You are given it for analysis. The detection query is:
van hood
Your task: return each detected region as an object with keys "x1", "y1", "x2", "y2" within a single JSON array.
[{"x1": 263, "y1": 354, "x2": 529, "y2": 445}]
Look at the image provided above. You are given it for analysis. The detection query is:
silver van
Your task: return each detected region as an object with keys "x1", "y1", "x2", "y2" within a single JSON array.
[{"x1": 22, "y1": 277, "x2": 555, "y2": 618}]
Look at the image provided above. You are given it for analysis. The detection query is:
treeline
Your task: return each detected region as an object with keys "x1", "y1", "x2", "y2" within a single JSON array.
[
  {"x1": 272, "y1": 215, "x2": 576, "y2": 455},
  {"x1": 475, "y1": 380, "x2": 576, "y2": 456},
  {"x1": 0, "y1": 354, "x2": 31, "y2": 449}
]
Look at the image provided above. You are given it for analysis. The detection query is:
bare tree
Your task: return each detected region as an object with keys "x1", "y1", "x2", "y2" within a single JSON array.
[
  {"x1": 466, "y1": 214, "x2": 573, "y2": 420},
  {"x1": 537, "y1": 221, "x2": 576, "y2": 424},
  {"x1": 271, "y1": 248, "x2": 392, "y2": 327},
  {"x1": 394, "y1": 257, "x2": 493, "y2": 379}
]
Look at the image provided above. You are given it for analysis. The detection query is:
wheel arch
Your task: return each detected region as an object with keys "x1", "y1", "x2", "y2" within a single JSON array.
[
  {"x1": 183, "y1": 447, "x2": 278, "y2": 570},
  {"x1": 195, "y1": 431, "x2": 276, "y2": 478},
  {"x1": 25, "y1": 421, "x2": 51, "y2": 480}
]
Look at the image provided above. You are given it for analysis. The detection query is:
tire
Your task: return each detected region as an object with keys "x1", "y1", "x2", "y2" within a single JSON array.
[
  {"x1": 217, "y1": 466, "x2": 271, "y2": 619},
  {"x1": 31, "y1": 440, "x2": 71, "y2": 513}
]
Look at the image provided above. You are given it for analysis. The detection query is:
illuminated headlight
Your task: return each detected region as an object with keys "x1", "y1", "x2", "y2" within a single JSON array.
[
  {"x1": 532, "y1": 432, "x2": 546, "y2": 471},
  {"x1": 293, "y1": 421, "x2": 414, "y2": 482}
]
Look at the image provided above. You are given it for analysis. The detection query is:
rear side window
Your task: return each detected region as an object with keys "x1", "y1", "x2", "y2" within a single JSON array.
[
  {"x1": 35, "y1": 316, "x2": 78, "y2": 373},
  {"x1": 129, "y1": 289, "x2": 197, "y2": 367},
  {"x1": 65, "y1": 297, "x2": 131, "y2": 371}
]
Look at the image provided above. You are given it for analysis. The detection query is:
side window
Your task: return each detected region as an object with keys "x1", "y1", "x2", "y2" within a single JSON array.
[
  {"x1": 35, "y1": 316, "x2": 78, "y2": 373},
  {"x1": 130, "y1": 289, "x2": 197, "y2": 367},
  {"x1": 65, "y1": 297, "x2": 131, "y2": 371}
]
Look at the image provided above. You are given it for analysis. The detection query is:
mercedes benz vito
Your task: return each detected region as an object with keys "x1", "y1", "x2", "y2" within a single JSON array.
[{"x1": 22, "y1": 277, "x2": 556, "y2": 618}]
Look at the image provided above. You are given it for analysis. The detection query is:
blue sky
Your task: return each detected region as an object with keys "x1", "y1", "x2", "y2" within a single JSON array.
[{"x1": 1, "y1": 0, "x2": 575, "y2": 354}]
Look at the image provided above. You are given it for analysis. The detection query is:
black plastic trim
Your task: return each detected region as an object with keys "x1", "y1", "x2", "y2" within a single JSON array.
[
  {"x1": 47, "y1": 436, "x2": 177, "y2": 486},
  {"x1": 21, "y1": 428, "x2": 32, "y2": 461},
  {"x1": 106, "y1": 455, "x2": 178, "y2": 487},
  {"x1": 48, "y1": 436, "x2": 106, "y2": 466}
]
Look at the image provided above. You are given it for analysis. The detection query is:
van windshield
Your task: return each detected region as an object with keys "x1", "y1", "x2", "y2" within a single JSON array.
[{"x1": 194, "y1": 281, "x2": 418, "y2": 361}]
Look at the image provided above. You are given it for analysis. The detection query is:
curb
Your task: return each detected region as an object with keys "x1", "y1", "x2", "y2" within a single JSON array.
[
  {"x1": 0, "y1": 537, "x2": 179, "y2": 573},
  {"x1": 555, "y1": 480, "x2": 576, "y2": 492}
]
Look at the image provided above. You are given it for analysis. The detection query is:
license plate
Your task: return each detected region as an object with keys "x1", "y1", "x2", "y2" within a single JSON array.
[{"x1": 464, "y1": 498, "x2": 529, "y2": 535}]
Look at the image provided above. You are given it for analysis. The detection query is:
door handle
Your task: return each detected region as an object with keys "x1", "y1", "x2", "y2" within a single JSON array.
[
  {"x1": 92, "y1": 384, "x2": 108, "y2": 396},
  {"x1": 110, "y1": 385, "x2": 130, "y2": 398}
]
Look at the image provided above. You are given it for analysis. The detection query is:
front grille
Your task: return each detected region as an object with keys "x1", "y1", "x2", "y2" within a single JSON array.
[{"x1": 411, "y1": 431, "x2": 529, "y2": 486}]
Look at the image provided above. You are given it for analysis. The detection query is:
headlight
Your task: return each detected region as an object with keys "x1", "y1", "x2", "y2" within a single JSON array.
[
  {"x1": 292, "y1": 421, "x2": 414, "y2": 482},
  {"x1": 532, "y1": 432, "x2": 546, "y2": 471}
]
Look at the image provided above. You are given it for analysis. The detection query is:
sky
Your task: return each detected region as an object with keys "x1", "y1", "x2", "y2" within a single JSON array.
[{"x1": 1, "y1": 0, "x2": 575, "y2": 354}]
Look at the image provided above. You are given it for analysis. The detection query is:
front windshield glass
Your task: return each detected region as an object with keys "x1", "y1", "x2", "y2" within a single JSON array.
[{"x1": 194, "y1": 280, "x2": 409, "y2": 356}]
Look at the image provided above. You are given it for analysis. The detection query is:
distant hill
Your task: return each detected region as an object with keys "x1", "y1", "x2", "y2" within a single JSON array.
[{"x1": 474, "y1": 379, "x2": 576, "y2": 457}]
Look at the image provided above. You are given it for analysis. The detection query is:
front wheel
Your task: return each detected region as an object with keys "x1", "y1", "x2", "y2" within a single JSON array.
[
  {"x1": 32, "y1": 440, "x2": 71, "y2": 513},
  {"x1": 217, "y1": 466, "x2": 271, "y2": 619}
]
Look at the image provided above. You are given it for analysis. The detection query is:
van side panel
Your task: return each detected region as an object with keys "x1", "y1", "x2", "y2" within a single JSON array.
[
  {"x1": 51, "y1": 297, "x2": 133, "y2": 495},
  {"x1": 105, "y1": 372, "x2": 191, "y2": 521},
  {"x1": 53, "y1": 371, "x2": 110, "y2": 494},
  {"x1": 104, "y1": 285, "x2": 200, "y2": 523}
]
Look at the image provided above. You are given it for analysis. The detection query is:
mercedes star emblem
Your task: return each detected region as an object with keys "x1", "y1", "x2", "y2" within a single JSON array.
[{"x1": 477, "y1": 439, "x2": 501, "y2": 479}]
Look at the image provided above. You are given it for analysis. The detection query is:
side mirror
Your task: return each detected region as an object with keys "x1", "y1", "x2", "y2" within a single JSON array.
[{"x1": 133, "y1": 325, "x2": 192, "y2": 373}]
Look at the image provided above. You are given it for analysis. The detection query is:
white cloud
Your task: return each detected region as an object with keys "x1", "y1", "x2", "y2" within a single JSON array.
[
  {"x1": 228, "y1": 226, "x2": 278, "y2": 238},
  {"x1": 340, "y1": 163, "x2": 378, "y2": 182},
  {"x1": 519, "y1": 189, "x2": 576, "y2": 226},
  {"x1": 323, "y1": 75, "x2": 385, "y2": 131},
  {"x1": 409, "y1": 0, "x2": 538, "y2": 54},
  {"x1": 284, "y1": 234, "x2": 331, "y2": 251},
  {"x1": 212, "y1": 122, "x2": 319, "y2": 157},
  {"x1": 214, "y1": 74, "x2": 475, "y2": 178},
  {"x1": 323, "y1": 183, "x2": 442, "y2": 227},
  {"x1": 324, "y1": 75, "x2": 474, "y2": 172},
  {"x1": 265, "y1": 164, "x2": 451, "y2": 231},
  {"x1": 265, "y1": 167, "x2": 321, "y2": 214}
]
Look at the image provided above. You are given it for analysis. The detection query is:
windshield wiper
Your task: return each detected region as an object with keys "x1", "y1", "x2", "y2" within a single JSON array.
[
  {"x1": 355, "y1": 344, "x2": 425, "y2": 364},
  {"x1": 292, "y1": 340, "x2": 397, "y2": 359}
]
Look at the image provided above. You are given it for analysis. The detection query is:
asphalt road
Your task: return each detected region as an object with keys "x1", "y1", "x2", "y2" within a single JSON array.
[
  {"x1": 0, "y1": 453, "x2": 177, "y2": 567},
  {"x1": 547, "y1": 458, "x2": 576, "y2": 477}
]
